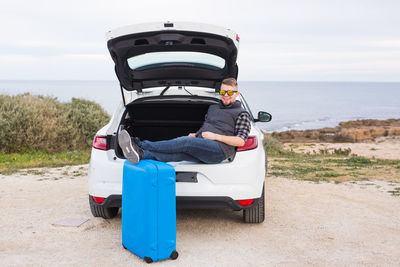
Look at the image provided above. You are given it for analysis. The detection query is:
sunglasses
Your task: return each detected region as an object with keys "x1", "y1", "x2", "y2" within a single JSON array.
[{"x1": 219, "y1": 90, "x2": 238, "y2": 96}]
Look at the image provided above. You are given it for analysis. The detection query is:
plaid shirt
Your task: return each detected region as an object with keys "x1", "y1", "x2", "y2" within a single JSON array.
[{"x1": 235, "y1": 112, "x2": 251, "y2": 141}]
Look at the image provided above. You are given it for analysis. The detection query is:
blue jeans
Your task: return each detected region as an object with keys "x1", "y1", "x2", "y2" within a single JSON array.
[{"x1": 139, "y1": 136, "x2": 226, "y2": 164}]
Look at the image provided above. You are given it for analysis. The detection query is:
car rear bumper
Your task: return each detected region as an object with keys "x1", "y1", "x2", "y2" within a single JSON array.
[
  {"x1": 89, "y1": 194, "x2": 262, "y2": 211},
  {"x1": 88, "y1": 146, "x2": 266, "y2": 200}
]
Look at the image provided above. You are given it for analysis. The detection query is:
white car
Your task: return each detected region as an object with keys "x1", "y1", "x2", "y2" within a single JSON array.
[{"x1": 88, "y1": 22, "x2": 271, "y2": 223}]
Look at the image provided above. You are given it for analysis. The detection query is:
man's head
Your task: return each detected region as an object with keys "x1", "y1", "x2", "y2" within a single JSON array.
[{"x1": 220, "y1": 78, "x2": 240, "y2": 106}]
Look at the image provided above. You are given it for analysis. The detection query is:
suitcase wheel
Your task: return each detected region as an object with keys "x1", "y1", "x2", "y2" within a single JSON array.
[
  {"x1": 170, "y1": 250, "x2": 179, "y2": 260},
  {"x1": 144, "y1": 257, "x2": 153, "y2": 264}
]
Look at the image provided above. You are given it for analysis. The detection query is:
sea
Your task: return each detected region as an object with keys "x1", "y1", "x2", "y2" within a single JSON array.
[{"x1": 1, "y1": 80, "x2": 400, "y2": 133}]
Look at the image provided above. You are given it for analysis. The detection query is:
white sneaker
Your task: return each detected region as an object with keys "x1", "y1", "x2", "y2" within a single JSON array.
[{"x1": 118, "y1": 130, "x2": 141, "y2": 164}]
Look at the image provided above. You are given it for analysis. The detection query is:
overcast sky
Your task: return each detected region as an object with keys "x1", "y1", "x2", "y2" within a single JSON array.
[{"x1": 1, "y1": 0, "x2": 399, "y2": 82}]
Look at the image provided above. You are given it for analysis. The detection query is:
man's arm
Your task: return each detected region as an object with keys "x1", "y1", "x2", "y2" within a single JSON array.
[
  {"x1": 202, "y1": 112, "x2": 251, "y2": 147},
  {"x1": 201, "y1": 132, "x2": 245, "y2": 146}
]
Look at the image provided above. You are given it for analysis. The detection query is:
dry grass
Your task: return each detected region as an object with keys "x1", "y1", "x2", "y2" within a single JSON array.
[
  {"x1": 268, "y1": 155, "x2": 400, "y2": 183},
  {"x1": 0, "y1": 150, "x2": 91, "y2": 175},
  {"x1": 264, "y1": 135, "x2": 400, "y2": 183}
]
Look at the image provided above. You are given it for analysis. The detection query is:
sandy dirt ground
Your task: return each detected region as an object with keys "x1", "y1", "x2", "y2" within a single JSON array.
[
  {"x1": 284, "y1": 136, "x2": 400, "y2": 159},
  {"x1": 1, "y1": 163, "x2": 400, "y2": 266}
]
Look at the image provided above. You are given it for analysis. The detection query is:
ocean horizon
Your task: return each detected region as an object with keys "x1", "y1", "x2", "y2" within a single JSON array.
[{"x1": 1, "y1": 80, "x2": 400, "y2": 132}]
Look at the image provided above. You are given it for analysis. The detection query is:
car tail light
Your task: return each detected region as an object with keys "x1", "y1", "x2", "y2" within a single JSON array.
[
  {"x1": 92, "y1": 196, "x2": 105, "y2": 204},
  {"x1": 236, "y1": 34, "x2": 240, "y2": 42},
  {"x1": 237, "y1": 136, "x2": 258, "y2": 152},
  {"x1": 93, "y1": 135, "x2": 107, "y2": 150},
  {"x1": 238, "y1": 199, "x2": 254, "y2": 206}
]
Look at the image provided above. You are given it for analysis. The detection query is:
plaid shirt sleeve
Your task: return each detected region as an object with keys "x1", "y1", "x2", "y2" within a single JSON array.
[{"x1": 235, "y1": 112, "x2": 251, "y2": 141}]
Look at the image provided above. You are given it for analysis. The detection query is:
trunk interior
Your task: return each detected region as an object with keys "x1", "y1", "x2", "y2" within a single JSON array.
[{"x1": 116, "y1": 96, "x2": 219, "y2": 158}]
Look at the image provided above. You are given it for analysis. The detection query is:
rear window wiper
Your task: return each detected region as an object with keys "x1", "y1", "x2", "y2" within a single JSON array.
[
  {"x1": 183, "y1": 86, "x2": 193, "y2": 95},
  {"x1": 160, "y1": 85, "x2": 171, "y2": 96},
  {"x1": 160, "y1": 85, "x2": 193, "y2": 96}
]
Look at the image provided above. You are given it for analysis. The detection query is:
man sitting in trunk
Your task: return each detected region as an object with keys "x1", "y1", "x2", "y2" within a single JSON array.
[{"x1": 118, "y1": 77, "x2": 251, "y2": 164}]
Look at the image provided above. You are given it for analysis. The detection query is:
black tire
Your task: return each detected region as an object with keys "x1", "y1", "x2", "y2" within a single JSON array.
[
  {"x1": 170, "y1": 250, "x2": 179, "y2": 260},
  {"x1": 89, "y1": 196, "x2": 119, "y2": 219},
  {"x1": 144, "y1": 257, "x2": 153, "y2": 264},
  {"x1": 243, "y1": 184, "x2": 265, "y2": 223}
]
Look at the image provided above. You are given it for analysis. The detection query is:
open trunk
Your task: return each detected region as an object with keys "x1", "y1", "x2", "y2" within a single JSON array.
[
  {"x1": 116, "y1": 95, "x2": 220, "y2": 158},
  {"x1": 107, "y1": 22, "x2": 239, "y2": 92}
]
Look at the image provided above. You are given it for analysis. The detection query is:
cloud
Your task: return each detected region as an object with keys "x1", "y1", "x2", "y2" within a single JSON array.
[
  {"x1": 371, "y1": 40, "x2": 400, "y2": 48},
  {"x1": 57, "y1": 54, "x2": 109, "y2": 61},
  {"x1": 238, "y1": 42, "x2": 400, "y2": 81},
  {"x1": 0, "y1": 54, "x2": 39, "y2": 63},
  {"x1": 1, "y1": 0, "x2": 400, "y2": 80},
  {"x1": 0, "y1": 39, "x2": 105, "y2": 51},
  {"x1": 11, "y1": 40, "x2": 58, "y2": 48},
  {"x1": 11, "y1": 40, "x2": 104, "y2": 50}
]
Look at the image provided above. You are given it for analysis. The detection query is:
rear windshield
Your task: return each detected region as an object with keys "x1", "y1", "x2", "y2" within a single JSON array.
[{"x1": 127, "y1": 51, "x2": 225, "y2": 70}]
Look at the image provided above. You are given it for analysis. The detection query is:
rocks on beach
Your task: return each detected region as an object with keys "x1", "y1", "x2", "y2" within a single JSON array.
[{"x1": 270, "y1": 118, "x2": 400, "y2": 143}]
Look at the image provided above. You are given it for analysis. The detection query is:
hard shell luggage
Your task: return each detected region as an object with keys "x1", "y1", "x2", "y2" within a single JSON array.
[{"x1": 122, "y1": 159, "x2": 178, "y2": 263}]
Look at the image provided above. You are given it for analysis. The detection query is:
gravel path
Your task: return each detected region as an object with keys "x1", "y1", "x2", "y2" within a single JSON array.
[{"x1": 1, "y1": 165, "x2": 399, "y2": 266}]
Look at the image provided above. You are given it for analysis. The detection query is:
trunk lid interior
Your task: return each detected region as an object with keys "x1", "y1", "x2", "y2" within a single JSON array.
[{"x1": 107, "y1": 22, "x2": 239, "y2": 92}]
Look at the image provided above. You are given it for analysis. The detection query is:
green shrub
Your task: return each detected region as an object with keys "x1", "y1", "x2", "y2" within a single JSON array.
[
  {"x1": 333, "y1": 147, "x2": 352, "y2": 156},
  {"x1": 263, "y1": 134, "x2": 285, "y2": 155},
  {"x1": 0, "y1": 94, "x2": 110, "y2": 153},
  {"x1": 65, "y1": 98, "x2": 111, "y2": 149},
  {"x1": 346, "y1": 156, "x2": 372, "y2": 166}
]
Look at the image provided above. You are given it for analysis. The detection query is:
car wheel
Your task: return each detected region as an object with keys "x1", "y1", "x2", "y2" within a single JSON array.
[
  {"x1": 243, "y1": 184, "x2": 265, "y2": 223},
  {"x1": 89, "y1": 196, "x2": 119, "y2": 219}
]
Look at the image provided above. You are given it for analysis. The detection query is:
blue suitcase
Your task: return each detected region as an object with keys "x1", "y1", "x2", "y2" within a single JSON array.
[{"x1": 122, "y1": 159, "x2": 178, "y2": 263}]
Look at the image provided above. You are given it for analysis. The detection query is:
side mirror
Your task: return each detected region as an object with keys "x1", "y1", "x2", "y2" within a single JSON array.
[{"x1": 255, "y1": 111, "x2": 272, "y2": 122}]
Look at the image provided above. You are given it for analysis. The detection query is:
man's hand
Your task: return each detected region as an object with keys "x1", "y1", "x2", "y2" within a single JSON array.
[
  {"x1": 201, "y1": 131, "x2": 245, "y2": 147},
  {"x1": 188, "y1": 133, "x2": 197, "y2": 138},
  {"x1": 201, "y1": 131, "x2": 218, "y2": 140}
]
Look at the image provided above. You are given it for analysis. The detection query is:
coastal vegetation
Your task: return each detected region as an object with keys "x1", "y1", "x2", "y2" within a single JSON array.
[
  {"x1": 1, "y1": 94, "x2": 399, "y2": 182},
  {"x1": 0, "y1": 94, "x2": 109, "y2": 174},
  {"x1": 0, "y1": 93, "x2": 110, "y2": 153}
]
